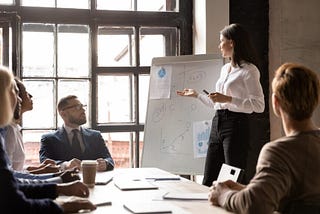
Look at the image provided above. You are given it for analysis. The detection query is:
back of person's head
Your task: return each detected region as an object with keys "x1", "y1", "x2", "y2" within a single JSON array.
[
  {"x1": 57, "y1": 95, "x2": 78, "y2": 112},
  {"x1": 272, "y1": 63, "x2": 320, "y2": 121},
  {"x1": 15, "y1": 78, "x2": 23, "y2": 96},
  {"x1": 220, "y1": 23, "x2": 257, "y2": 67},
  {"x1": 0, "y1": 66, "x2": 14, "y2": 127}
]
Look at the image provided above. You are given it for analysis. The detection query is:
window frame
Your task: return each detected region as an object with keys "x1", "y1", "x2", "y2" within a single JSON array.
[{"x1": 0, "y1": 0, "x2": 193, "y2": 167}]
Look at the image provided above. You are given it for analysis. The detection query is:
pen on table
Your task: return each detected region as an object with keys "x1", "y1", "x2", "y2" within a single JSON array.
[
  {"x1": 145, "y1": 177, "x2": 181, "y2": 181},
  {"x1": 95, "y1": 201, "x2": 112, "y2": 207},
  {"x1": 153, "y1": 177, "x2": 181, "y2": 181},
  {"x1": 203, "y1": 89, "x2": 210, "y2": 95}
]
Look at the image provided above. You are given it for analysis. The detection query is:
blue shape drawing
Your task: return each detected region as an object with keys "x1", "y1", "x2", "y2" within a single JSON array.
[{"x1": 158, "y1": 67, "x2": 166, "y2": 78}]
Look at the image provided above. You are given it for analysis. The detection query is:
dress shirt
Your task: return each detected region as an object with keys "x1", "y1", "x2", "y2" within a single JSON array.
[
  {"x1": 3, "y1": 124, "x2": 63, "y2": 183},
  {"x1": 197, "y1": 62, "x2": 265, "y2": 113},
  {"x1": 4, "y1": 123, "x2": 26, "y2": 171}
]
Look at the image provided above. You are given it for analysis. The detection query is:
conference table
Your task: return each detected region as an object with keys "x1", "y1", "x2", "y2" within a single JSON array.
[{"x1": 68, "y1": 167, "x2": 234, "y2": 214}]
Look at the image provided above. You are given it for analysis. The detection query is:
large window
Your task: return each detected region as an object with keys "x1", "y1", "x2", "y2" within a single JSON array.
[{"x1": 0, "y1": 0, "x2": 192, "y2": 168}]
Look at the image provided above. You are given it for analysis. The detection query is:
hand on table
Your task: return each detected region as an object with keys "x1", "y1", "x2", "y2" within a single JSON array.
[
  {"x1": 58, "y1": 168, "x2": 80, "y2": 183},
  {"x1": 55, "y1": 196, "x2": 96, "y2": 213},
  {"x1": 96, "y1": 158, "x2": 107, "y2": 172},
  {"x1": 27, "y1": 164, "x2": 61, "y2": 174},
  {"x1": 56, "y1": 180, "x2": 90, "y2": 198},
  {"x1": 42, "y1": 158, "x2": 57, "y2": 165},
  {"x1": 208, "y1": 180, "x2": 245, "y2": 206},
  {"x1": 64, "y1": 158, "x2": 81, "y2": 170}
]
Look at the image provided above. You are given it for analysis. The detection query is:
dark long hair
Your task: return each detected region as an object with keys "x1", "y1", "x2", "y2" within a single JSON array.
[{"x1": 220, "y1": 23, "x2": 258, "y2": 67}]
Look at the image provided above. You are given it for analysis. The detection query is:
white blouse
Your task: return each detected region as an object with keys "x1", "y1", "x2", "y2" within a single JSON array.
[
  {"x1": 197, "y1": 62, "x2": 265, "y2": 114},
  {"x1": 4, "y1": 123, "x2": 26, "y2": 171}
]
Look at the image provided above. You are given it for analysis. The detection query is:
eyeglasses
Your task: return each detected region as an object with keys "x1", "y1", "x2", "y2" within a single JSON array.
[{"x1": 62, "y1": 104, "x2": 87, "y2": 111}]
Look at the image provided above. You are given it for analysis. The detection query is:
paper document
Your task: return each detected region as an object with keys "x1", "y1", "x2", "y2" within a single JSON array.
[
  {"x1": 95, "y1": 174, "x2": 113, "y2": 185},
  {"x1": 123, "y1": 202, "x2": 173, "y2": 213},
  {"x1": 91, "y1": 197, "x2": 112, "y2": 207},
  {"x1": 163, "y1": 192, "x2": 208, "y2": 200},
  {"x1": 114, "y1": 179, "x2": 158, "y2": 191},
  {"x1": 149, "y1": 66, "x2": 172, "y2": 99},
  {"x1": 217, "y1": 163, "x2": 244, "y2": 182}
]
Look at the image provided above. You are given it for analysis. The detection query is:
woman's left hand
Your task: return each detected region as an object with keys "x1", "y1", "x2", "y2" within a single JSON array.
[
  {"x1": 208, "y1": 181, "x2": 232, "y2": 206},
  {"x1": 208, "y1": 92, "x2": 232, "y2": 103},
  {"x1": 208, "y1": 180, "x2": 245, "y2": 207}
]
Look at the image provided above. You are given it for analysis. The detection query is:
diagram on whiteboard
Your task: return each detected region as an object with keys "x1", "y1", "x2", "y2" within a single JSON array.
[
  {"x1": 142, "y1": 54, "x2": 223, "y2": 175},
  {"x1": 193, "y1": 120, "x2": 211, "y2": 158},
  {"x1": 159, "y1": 121, "x2": 191, "y2": 155}
]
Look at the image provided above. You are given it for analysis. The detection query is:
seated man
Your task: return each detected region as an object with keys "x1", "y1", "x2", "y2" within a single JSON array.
[
  {"x1": 40, "y1": 95, "x2": 114, "y2": 172},
  {"x1": 208, "y1": 63, "x2": 320, "y2": 214}
]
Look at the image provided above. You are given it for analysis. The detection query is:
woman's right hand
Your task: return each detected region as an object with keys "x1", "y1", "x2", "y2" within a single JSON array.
[
  {"x1": 28, "y1": 164, "x2": 61, "y2": 174},
  {"x1": 55, "y1": 196, "x2": 96, "y2": 213},
  {"x1": 56, "y1": 181, "x2": 90, "y2": 198},
  {"x1": 176, "y1": 88, "x2": 198, "y2": 98}
]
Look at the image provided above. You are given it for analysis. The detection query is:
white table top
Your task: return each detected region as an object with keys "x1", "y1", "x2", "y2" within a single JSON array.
[{"x1": 65, "y1": 167, "x2": 233, "y2": 214}]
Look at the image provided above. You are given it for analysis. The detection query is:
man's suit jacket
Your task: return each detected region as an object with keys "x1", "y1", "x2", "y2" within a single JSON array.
[{"x1": 39, "y1": 127, "x2": 114, "y2": 171}]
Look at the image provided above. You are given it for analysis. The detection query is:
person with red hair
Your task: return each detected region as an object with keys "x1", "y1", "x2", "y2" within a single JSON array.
[{"x1": 209, "y1": 63, "x2": 320, "y2": 214}]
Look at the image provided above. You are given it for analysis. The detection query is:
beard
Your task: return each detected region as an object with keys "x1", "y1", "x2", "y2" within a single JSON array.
[{"x1": 68, "y1": 114, "x2": 86, "y2": 126}]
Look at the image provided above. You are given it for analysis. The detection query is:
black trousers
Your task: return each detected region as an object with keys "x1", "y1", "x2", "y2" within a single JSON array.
[{"x1": 202, "y1": 109, "x2": 250, "y2": 187}]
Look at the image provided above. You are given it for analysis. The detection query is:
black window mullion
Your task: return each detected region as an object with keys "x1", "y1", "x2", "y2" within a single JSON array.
[
  {"x1": 91, "y1": 22, "x2": 98, "y2": 129},
  {"x1": 134, "y1": 25, "x2": 140, "y2": 167},
  {"x1": 1, "y1": 22, "x2": 10, "y2": 67},
  {"x1": 54, "y1": 24, "x2": 58, "y2": 129}
]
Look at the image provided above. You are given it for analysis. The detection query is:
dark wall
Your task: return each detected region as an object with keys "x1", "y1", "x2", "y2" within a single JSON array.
[{"x1": 229, "y1": 0, "x2": 270, "y2": 183}]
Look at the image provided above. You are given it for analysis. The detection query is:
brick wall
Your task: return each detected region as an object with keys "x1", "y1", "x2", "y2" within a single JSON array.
[{"x1": 24, "y1": 140, "x2": 142, "y2": 168}]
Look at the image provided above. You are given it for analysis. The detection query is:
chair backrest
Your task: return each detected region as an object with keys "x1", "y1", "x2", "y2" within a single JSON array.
[
  {"x1": 217, "y1": 163, "x2": 244, "y2": 183},
  {"x1": 282, "y1": 202, "x2": 320, "y2": 214}
]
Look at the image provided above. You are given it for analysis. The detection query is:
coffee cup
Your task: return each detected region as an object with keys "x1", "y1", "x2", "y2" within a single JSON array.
[{"x1": 81, "y1": 160, "x2": 98, "y2": 188}]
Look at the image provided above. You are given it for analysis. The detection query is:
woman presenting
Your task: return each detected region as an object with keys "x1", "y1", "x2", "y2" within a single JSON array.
[{"x1": 177, "y1": 23, "x2": 265, "y2": 186}]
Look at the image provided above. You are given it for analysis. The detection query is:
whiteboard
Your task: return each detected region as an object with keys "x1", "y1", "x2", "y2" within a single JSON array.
[{"x1": 142, "y1": 54, "x2": 224, "y2": 175}]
